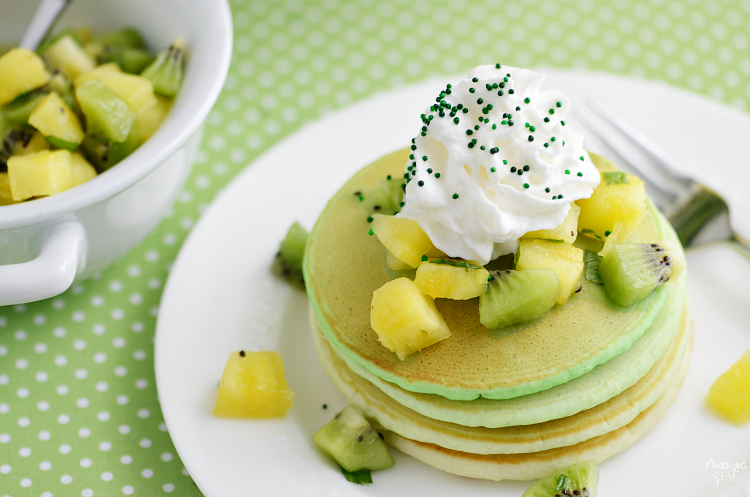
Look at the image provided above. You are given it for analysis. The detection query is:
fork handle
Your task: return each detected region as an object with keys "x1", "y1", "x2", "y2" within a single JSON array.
[{"x1": 670, "y1": 187, "x2": 728, "y2": 247}]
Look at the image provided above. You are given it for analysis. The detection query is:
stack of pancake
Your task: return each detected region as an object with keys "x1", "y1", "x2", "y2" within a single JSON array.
[{"x1": 304, "y1": 150, "x2": 691, "y2": 480}]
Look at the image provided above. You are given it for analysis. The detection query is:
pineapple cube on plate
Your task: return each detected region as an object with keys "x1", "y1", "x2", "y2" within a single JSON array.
[
  {"x1": 414, "y1": 259, "x2": 489, "y2": 300},
  {"x1": 214, "y1": 351, "x2": 294, "y2": 418},
  {"x1": 371, "y1": 277, "x2": 451, "y2": 360},
  {"x1": 370, "y1": 214, "x2": 444, "y2": 268},
  {"x1": 516, "y1": 239, "x2": 584, "y2": 305},
  {"x1": 523, "y1": 203, "x2": 581, "y2": 244},
  {"x1": 707, "y1": 350, "x2": 750, "y2": 424},
  {"x1": 577, "y1": 172, "x2": 647, "y2": 241},
  {"x1": 7, "y1": 149, "x2": 73, "y2": 201}
]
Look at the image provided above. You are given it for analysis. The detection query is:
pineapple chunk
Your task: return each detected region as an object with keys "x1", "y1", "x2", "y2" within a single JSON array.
[
  {"x1": 707, "y1": 350, "x2": 750, "y2": 424},
  {"x1": 214, "y1": 351, "x2": 294, "y2": 418},
  {"x1": 371, "y1": 214, "x2": 444, "y2": 268},
  {"x1": 523, "y1": 203, "x2": 580, "y2": 244},
  {"x1": 6, "y1": 131, "x2": 51, "y2": 156},
  {"x1": 76, "y1": 66, "x2": 159, "y2": 143},
  {"x1": 370, "y1": 277, "x2": 451, "y2": 360},
  {"x1": 44, "y1": 34, "x2": 95, "y2": 80},
  {"x1": 386, "y1": 250, "x2": 412, "y2": 271},
  {"x1": 577, "y1": 172, "x2": 647, "y2": 241},
  {"x1": 0, "y1": 48, "x2": 50, "y2": 106},
  {"x1": 7, "y1": 150, "x2": 73, "y2": 201},
  {"x1": 516, "y1": 239, "x2": 584, "y2": 305},
  {"x1": 71, "y1": 153, "x2": 97, "y2": 186},
  {"x1": 28, "y1": 92, "x2": 85, "y2": 149},
  {"x1": 0, "y1": 174, "x2": 19, "y2": 205},
  {"x1": 598, "y1": 220, "x2": 631, "y2": 257},
  {"x1": 414, "y1": 260, "x2": 489, "y2": 300}
]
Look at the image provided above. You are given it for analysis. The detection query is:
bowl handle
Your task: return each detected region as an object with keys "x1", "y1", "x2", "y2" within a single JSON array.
[{"x1": 0, "y1": 221, "x2": 86, "y2": 306}]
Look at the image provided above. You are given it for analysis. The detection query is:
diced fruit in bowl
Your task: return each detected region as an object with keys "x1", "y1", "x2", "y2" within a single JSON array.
[
  {"x1": 523, "y1": 202, "x2": 580, "y2": 244},
  {"x1": 479, "y1": 269, "x2": 560, "y2": 330},
  {"x1": 523, "y1": 460, "x2": 599, "y2": 497},
  {"x1": 213, "y1": 351, "x2": 294, "y2": 418},
  {"x1": 598, "y1": 241, "x2": 685, "y2": 307},
  {"x1": 8, "y1": 149, "x2": 73, "y2": 201},
  {"x1": 707, "y1": 350, "x2": 750, "y2": 424},
  {"x1": 313, "y1": 405, "x2": 394, "y2": 474},
  {"x1": 414, "y1": 259, "x2": 489, "y2": 300},
  {"x1": 370, "y1": 277, "x2": 451, "y2": 360},
  {"x1": 516, "y1": 239, "x2": 584, "y2": 305},
  {"x1": 370, "y1": 214, "x2": 444, "y2": 268},
  {"x1": 0, "y1": 49, "x2": 50, "y2": 106},
  {"x1": 28, "y1": 92, "x2": 84, "y2": 151},
  {"x1": 577, "y1": 171, "x2": 647, "y2": 241},
  {"x1": 42, "y1": 34, "x2": 95, "y2": 80}
]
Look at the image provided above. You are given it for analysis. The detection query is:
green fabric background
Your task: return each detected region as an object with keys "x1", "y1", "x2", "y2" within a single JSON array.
[{"x1": 1, "y1": 0, "x2": 749, "y2": 495}]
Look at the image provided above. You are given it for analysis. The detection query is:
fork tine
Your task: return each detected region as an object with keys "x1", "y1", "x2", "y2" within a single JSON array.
[
  {"x1": 585, "y1": 98, "x2": 695, "y2": 189},
  {"x1": 573, "y1": 106, "x2": 680, "y2": 203}
]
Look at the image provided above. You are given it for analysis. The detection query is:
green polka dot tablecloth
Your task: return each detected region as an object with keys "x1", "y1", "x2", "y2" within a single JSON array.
[{"x1": 2, "y1": 0, "x2": 749, "y2": 495}]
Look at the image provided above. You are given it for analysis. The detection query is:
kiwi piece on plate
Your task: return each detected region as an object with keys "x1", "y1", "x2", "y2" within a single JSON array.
[
  {"x1": 272, "y1": 222, "x2": 308, "y2": 288},
  {"x1": 523, "y1": 460, "x2": 599, "y2": 497},
  {"x1": 599, "y1": 241, "x2": 686, "y2": 307},
  {"x1": 355, "y1": 174, "x2": 405, "y2": 220},
  {"x1": 479, "y1": 268, "x2": 560, "y2": 330},
  {"x1": 313, "y1": 405, "x2": 394, "y2": 473}
]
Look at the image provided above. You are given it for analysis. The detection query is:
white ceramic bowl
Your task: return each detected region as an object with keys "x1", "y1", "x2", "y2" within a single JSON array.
[{"x1": 0, "y1": 0, "x2": 232, "y2": 305}]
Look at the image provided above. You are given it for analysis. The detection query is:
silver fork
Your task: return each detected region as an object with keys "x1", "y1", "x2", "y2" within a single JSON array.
[{"x1": 573, "y1": 100, "x2": 750, "y2": 258}]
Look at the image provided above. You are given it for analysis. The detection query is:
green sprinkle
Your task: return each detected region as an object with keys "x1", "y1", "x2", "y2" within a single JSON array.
[
  {"x1": 524, "y1": 97, "x2": 530, "y2": 104},
  {"x1": 561, "y1": 120, "x2": 566, "y2": 126},
  {"x1": 545, "y1": 187, "x2": 550, "y2": 193},
  {"x1": 544, "y1": 117, "x2": 550, "y2": 123},
  {"x1": 462, "y1": 108, "x2": 469, "y2": 113},
  {"x1": 502, "y1": 120, "x2": 508, "y2": 125},
  {"x1": 492, "y1": 123, "x2": 497, "y2": 129},
  {"x1": 387, "y1": 175, "x2": 392, "y2": 180},
  {"x1": 503, "y1": 160, "x2": 508, "y2": 164},
  {"x1": 367, "y1": 216, "x2": 373, "y2": 223},
  {"x1": 577, "y1": 171, "x2": 583, "y2": 177},
  {"x1": 605, "y1": 230, "x2": 612, "y2": 237},
  {"x1": 556, "y1": 101, "x2": 562, "y2": 108},
  {"x1": 469, "y1": 88, "x2": 475, "y2": 93},
  {"x1": 544, "y1": 142, "x2": 549, "y2": 148},
  {"x1": 477, "y1": 98, "x2": 484, "y2": 104},
  {"x1": 508, "y1": 89, "x2": 514, "y2": 94},
  {"x1": 422, "y1": 255, "x2": 428, "y2": 261},
  {"x1": 523, "y1": 183, "x2": 529, "y2": 189},
  {"x1": 529, "y1": 126, "x2": 535, "y2": 132},
  {"x1": 480, "y1": 145, "x2": 486, "y2": 150},
  {"x1": 497, "y1": 90, "x2": 504, "y2": 96},
  {"x1": 422, "y1": 156, "x2": 428, "y2": 161},
  {"x1": 368, "y1": 229, "x2": 374, "y2": 236},
  {"x1": 466, "y1": 129, "x2": 473, "y2": 135},
  {"x1": 435, "y1": 173, "x2": 441, "y2": 178},
  {"x1": 490, "y1": 167, "x2": 496, "y2": 172},
  {"x1": 528, "y1": 135, "x2": 534, "y2": 142},
  {"x1": 580, "y1": 156, "x2": 585, "y2": 161},
  {"x1": 565, "y1": 169, "x2": 570, "y2": 174},
  {"x1": 525, "y1": 122, "x2": 530, "y2": 128},
  {"x1": 427, "y1": 168, "x2": 432, "y2": 173},
  {"x1": 549, "y1": 109, "x2": 555, "y2": 115},
  {"x1": 454, "y1": 117, "x2": 460, "y2": 124},
  {"x1": 551, "y1": 137, "x2": 556, "y2": 142},
  {"x1": 472, "y1": 77, "x2": 478, "y2": 82},
  {"x1": 523, "y1": 165, "x2": 529, "y2": 171},
  {"x1": 452, "y1": 193, "x2": 459, "y2": 199},
  {"x1": 495, "y1": 63, "x2": 501, "y2": 68}
]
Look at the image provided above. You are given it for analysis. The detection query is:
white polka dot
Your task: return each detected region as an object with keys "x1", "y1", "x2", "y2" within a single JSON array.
[
  {"x1": 91, "y1": 295, "x2": 104, "y2": 307},
  {"x1": 98, "y1": 412, "x2": 110, "y2": 422},
  {"x1": 123, "y1": 486, "x2": 134, "y2": 495},
  {"x1": 19, "y1": 447, "x2": 31, "y2": 457},
  {"x1": 182, "y1": 467, "x2": 189, "y2": 476},
  {"x1": 55, "y1": 355, "x2": 68, "y2": 366},
  {"x1": 34, "y1": 342, "x2": 47, "y2": 353},
  {"x1": 0, "y1": 346, "x2": 6, "y2": 357},
  {"x1": 57, "y1": 385, "x2": 69, "y2": 395},
  {"x1": 94, "y1": 353, "x2": 107, "y2": 364},
  {"x1": 109, "y1": 280, "x2": 123, "y2": 292},
  {"x1": 140, "y1": 438, "x2": 152, "y2": 448},
  {"x1": 71, "y1": 284, "x2": 84, "y2": 294},
  {"x1": 119, "y1": 425, "x2": 130, "y2": 434},
  {"x1": 20, "y1": 477, "x2": 32, "y2": 487},
  {"x1": 83, "y1": 490, "x2": 94, "y2": 497},
  {"x1": 100, "y1": 441, "x2": 112, "y2": 451},
  {"x1": 0, "y1": 317, "x2": 6, "y2": 327},
  {"x1": 18, "y1": 417, "x2": 30, "y2": 427},
  {"x1": 101, "y1": 472, "x2": 113, "y2": 481},
  {"x1": 38, "y1": 430, "x2": 50, "y2": 440},
  {"x1": 0, "y1": 464, "x2": 11, "y2": 474},
  {"x1": 0, "y1": 433, "x2": 9, "y2": 443},
  {"x1": 80, "y1": 458, "x2": 92, "y2": 468},
  {"x1": 161, "y1": 452, "x2": 173, "y2": 462},
  {"x1": 115, "y1": 367, "x2": 127, "y2": 377},
  {"x1": 117, "y1": 395, "x2": 129, "y2": 405},
  {"x1": 96, "y1": 382, "x2": 108, "y2": 392},
  {"x1": 15, "y1": 329, "x2": 27, "y2": 340},
  {"x1": 36, "y1": 371, "x2": 48, "y2": 382},
  {"x1": 127, "y1": 265, "x2": 141, "y2": 277},
  {"x1": 111, "y1": 309, "x2": 125, "y2": 321},
  {"x1": 14, "y1": 304, "x2": 26, "y2": 313},
  {"x1": 33, "y1": 313, "x2": 47, "y2": 325},
  {"x1": 93, "y1": 324, "x2": 106, "y2": 335},
  {"x1": 52, "y1": 298, "x2": 65, "y2": 310},
  {"x1": 133, "y1": 350, "x2": 146, "y2": 361},
  {"x1": 0, "y1": 403, "x2": 8, "y2": 413},
  {"x1": 37, "y1": 401, "x2": 49, "y2": 411},
  {"x1": 136, "y1": 379, "x2": 148, "y2": 389},
  {"x1": 61, "y1": 474, "x2": 73, "y2": 484},
  {"x1": 163, "y1": 483, "x2": 175, "y2": 493},
  {"x1": 40, "y1": 461, "x2": 51, "y2": 470},
  {"x1": 60, "y1": 444, "x2": 71, "y2": 454},
  {"x1": 142, "y1": 469, "x2": 154, "y2": 478},
  {"x1": 138, "y1": 409, "x2": 150, "y2": 419},
  {"x1": 16, "y1": 358, "x2": 28, "y2": 369},
  {"x1": 113, "y1": 338, "x2": 126, "y2": 348},
  {"x1": 74, "y1": 339, "x2": 87, "y2": 350},
  {"x1": 121, "y1": 455, "x2": 132, "y2": 464},
  {"x1": 58, "y1": 414, "x2": 70, "y2": 425},
  {"x1": 42, "y1": 492, "x2": 52, "y2": 497},
  {"x1": 79, "y1": 428, "x2": 91, "y2": 438},
  {"x1": 158, "y1": 423, "x2": 168, "y2": 432},
  {"x1": 17, "y1": 388, "x2": 29, "y2": 398},
  {"x1": 0, "y1": 374, "x2": 7, "y2": 385},
  {"x1": 75, "y1": 368, "x2": 88, "y2": 379}
]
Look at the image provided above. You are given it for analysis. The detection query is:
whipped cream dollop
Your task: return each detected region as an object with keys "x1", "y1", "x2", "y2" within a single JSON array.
[{"x1": 398, "y1": 64, "x2": 599, "y2": 264}]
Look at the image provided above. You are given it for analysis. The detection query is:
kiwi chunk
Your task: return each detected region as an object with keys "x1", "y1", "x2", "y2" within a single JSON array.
[
  {"x1": 1, "y1": 91, "x2": 48, "y2": 124},
  {"x1": 76, "y1": 80, "x2": 136, "y2": 143},
  {"x1": 479, "y1": 268, "x2": 560, "y2": 330},
  {"x1": 141, "y1": 38, "x2": 185, "y2": 98},
  {"x1": 583, "y1": 250, "x2": 603, "y2": 286},
  {"x1": 80, "y1": 125, "x2": 139, "y2": 172},
  {"x1": 99, "y1": 47, "x2": 155, "y2": 74},
  {"x1": 599, "y1": 241, "x2": 686, "y2": 307},
  {"x1": 523, "y1": 460, "x2": 599, "y2": 497},
  {"x1": 272, "y1": 222, "x2": 308, "y2": 288},
  {"x1": 312, "y1": 405, "x2": 394, "y2": 473},
  {"x1": 356, "y1": 174, "x2": 405, "y2": 220}
]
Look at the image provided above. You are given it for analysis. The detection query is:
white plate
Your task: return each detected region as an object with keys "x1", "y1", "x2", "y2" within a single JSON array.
[{"x1": 155, "y1": 71, "x2": 750, "y2": 497}]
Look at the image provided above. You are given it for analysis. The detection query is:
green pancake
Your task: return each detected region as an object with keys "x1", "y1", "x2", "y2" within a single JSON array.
[
  {"x1": 311, "y1": 303, "x2": 691, "y2": 454},
  {"x1": 309, "y1": 274, "x2": 687, "y2": 428},
  {"x1": 304, "y1": 149, "x2": 684, "y2": 401}
]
